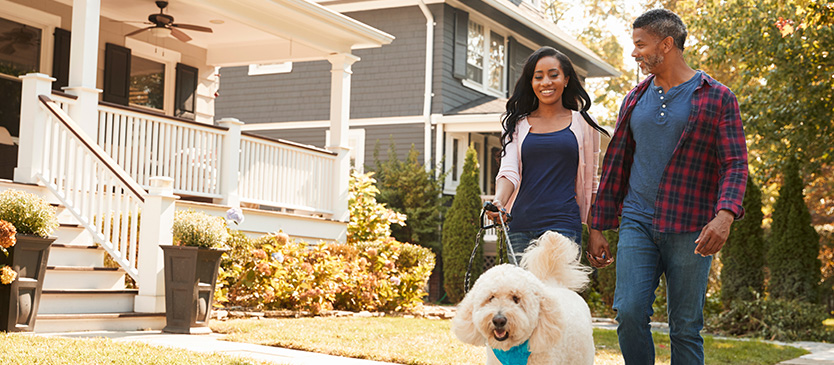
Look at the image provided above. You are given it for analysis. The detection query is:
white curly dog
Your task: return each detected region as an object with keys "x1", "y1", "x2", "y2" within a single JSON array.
[{"x1": 452, "y1": 231, "x2": 594, "y2": 365}]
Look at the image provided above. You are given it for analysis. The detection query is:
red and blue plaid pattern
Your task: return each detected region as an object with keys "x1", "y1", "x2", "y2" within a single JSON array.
[{"x1": 591, "y1": 72, "x2": 748, "y2": 233}]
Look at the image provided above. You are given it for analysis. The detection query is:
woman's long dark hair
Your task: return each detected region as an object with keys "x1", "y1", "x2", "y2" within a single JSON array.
[{"x1": 500, "y1": 46, "x2": 609, "y2": 157}]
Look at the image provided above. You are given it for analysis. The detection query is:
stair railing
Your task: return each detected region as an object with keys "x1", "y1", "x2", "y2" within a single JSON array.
[{"x1": 36, "y1": 95, "x2": 146, "y2": 281}]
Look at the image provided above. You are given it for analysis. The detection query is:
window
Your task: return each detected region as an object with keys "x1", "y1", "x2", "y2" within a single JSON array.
[
  {"x1": 325, "y1": 129, "x2": 366, "y2": 173},
  {"x1": 464, "y1": 20, "x2": 506, "y2": 96},
  {"x1": 129, "y1": 55, "x2": 165, "y2": 110},
  {"x1": 0, "y1": 16, "x2": 42, "y2": 138},
  {"x1": 248, "y1": 62, "x2": 292, "y2": 76},
  {"x1": 466, "y1": 21, "x2": 483, "y2": 84}
]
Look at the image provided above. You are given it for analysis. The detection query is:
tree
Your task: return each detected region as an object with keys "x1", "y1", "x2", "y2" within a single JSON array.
[
  {"x1": 720, "y1": 174, "x2": 766, "y2": 306},
  {"x1": 373, "y1": 142, "x2": 445, "y2": 254},
  {"x1": 687, "y1": 0, "x2": 833, "y2": 182},
  {"x1": 442, "y1": 146, "x2": 483, "y2": 303},
  {"x1": 767, "y1": 157, "x2": 821, "y2": 303},
  {"x1": 346, "y1": 171, "x2": 406, "y2": 245}
]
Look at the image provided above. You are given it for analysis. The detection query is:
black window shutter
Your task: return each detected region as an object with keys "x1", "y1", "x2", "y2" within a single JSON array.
[
  {"x1": 52, "y1": 28, "x2": 71, "y2": 91},
  {"x1": 174, "y1": 63, "x2": 198, "y2": 119},
  {"x1": 103, "y1": 43, "x2": 131, "y2": 105},
  {"x1": 453, "y1": 9, "x2": 468, "y2": 80}
]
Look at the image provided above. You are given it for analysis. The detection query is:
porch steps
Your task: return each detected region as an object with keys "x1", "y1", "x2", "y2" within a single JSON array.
[
  {"x1": 34, "y1": 312, "x2": 166, "y2": 333},
  {"x1": 0, "y1": 181, "x2": 163, "y2": 333}
]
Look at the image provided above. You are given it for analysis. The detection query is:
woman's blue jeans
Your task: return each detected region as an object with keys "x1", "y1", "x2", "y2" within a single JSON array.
[
  {"x1": 506, "y1": 228, "x2": 581, "y2": 262},
  {"x1": 614, "y1": 216, "x2": 712, "y2": 365}
]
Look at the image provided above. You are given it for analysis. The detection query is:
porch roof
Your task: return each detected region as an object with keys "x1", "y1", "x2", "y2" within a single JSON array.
[{"x1": 91, "y1": 0, "x2": 394, "y2": 66}]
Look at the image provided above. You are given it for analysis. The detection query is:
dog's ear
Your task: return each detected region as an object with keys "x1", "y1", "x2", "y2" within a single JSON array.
[
  {"x1": 451, "y1": 293, "x2": 485, "y2": 346},
  {"x1": 528, "y1": 289, "x2": 563, "y2": 352}
]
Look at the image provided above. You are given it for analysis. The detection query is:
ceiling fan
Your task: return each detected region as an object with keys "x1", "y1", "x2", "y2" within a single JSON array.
[
  {"x1": 0, "y1": 25, "x2": 39, "y2": 55},
  {"x1": 125, "y1": 0, "x2": 212, "y2": 42}
]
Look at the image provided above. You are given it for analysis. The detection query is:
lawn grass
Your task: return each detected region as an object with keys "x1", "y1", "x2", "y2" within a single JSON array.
[
  {"x1": 210, "y1": 317, "x2": 808, "y2": 365},
  {"x1": 0, "y1": 332, "x2": 270, "y2": 365}
]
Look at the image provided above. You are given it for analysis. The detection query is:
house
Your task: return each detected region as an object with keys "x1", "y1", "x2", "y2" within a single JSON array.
[
  {"x1": 213, "y1": 0, "x2": 618, "y2": 274},
  {"x1": 0, "y1": 0, "x2": 392, "y2": 332}
]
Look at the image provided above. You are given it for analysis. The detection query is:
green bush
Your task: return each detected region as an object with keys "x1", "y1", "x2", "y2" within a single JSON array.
[
  {"x1": 347, "y1": 171, "x2": 405, "y2": 244},
  {"x1": 172, "y1": 209, "x2": 229, "y2": 248},
  {"x1": 707, "y1": 296, "x2": 834, "y2": 342},
  {"x1": 721, "y1": 175, "x2": 766, "y2": 306},
  {"x1": 767, "y1": 157, "x2": 821, "y2": 303},
  {"x1": 373, "y1": 142, "x2": 446, "y2": 254},
  {"x1": 0, "y1": 189, "x2": 58, "y2": 238},
  {"x1": 442, "y1": 145, "x2": 482, "y2": 303}
]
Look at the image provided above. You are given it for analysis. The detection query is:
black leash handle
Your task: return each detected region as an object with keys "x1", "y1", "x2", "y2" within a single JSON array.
[{"x1": 464, "y1": 202, "x2": 518, "y2": 293}]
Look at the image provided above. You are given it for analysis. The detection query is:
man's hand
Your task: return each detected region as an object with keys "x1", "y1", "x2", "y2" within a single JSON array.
[
  {"x1": 694, "y1": 210, "x2": 735, "y2": 257},
  {"x1": 587, "y1": 229, "x2": 613, "y2": 268}
]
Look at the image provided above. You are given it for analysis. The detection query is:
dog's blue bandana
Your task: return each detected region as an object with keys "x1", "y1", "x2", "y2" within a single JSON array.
[{"x1": 491, "y1": 340, "x2": 531, "y2": 365}]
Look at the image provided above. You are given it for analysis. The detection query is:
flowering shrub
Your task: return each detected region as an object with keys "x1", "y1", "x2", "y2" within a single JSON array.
[
  {"x1": 0, "y1": 220, "x2": 17, "y2": 285},
  {"x1": 218, "y1": 232, "x2": 435, "y2": 314},
  {"x1": 172, "y1": 209, "x2": 229, "y2": 248},
  {"x1": 0, "y1": 189, "x2": 58, "y2": 238}
]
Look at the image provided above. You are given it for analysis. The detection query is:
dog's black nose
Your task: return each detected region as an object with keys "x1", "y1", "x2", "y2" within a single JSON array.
[{"x1": 492, "y1": 313, "x2": 507, "y2": 328}]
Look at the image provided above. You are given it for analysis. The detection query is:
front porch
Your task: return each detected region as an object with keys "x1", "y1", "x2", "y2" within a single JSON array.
[{"x1": 0, "y1": 0, "x2": 392, "y2": 332}]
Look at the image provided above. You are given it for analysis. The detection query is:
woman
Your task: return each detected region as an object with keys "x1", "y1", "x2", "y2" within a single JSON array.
[{"x1": 488, "y1": 46, "x2": 609, "y2": 257}]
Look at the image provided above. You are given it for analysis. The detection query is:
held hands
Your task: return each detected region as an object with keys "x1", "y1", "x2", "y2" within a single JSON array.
[
  {"x1": 694, "y1": 210, "x2": 734, "y2": 257},
  {"x1": 587, "y1": 229, "x2": 613, "y2": 268}
]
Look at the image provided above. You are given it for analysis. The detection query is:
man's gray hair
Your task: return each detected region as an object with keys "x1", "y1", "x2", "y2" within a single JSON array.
[{"x1": 633, "y1": 9, "x2": 687, "y2": 51}]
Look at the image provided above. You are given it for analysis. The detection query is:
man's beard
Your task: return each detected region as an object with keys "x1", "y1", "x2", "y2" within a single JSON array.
[{"x1": 637, "y1": 53, "x2": 664, "y2": 74}]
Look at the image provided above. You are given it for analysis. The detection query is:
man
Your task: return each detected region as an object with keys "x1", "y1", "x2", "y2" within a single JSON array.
[{"x1": 587, "y1": 9, "x2": 748, "y2": 364}]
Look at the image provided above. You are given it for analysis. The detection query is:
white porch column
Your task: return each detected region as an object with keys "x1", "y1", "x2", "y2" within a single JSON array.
[
  {"x1": 326, "y1": 53, "x2": 359, "y2": 227},
  {"x1": 65, "y1": 0, "x2": 102, "y2": 137},
  {"x1": 218, "y1": 118, "x2": 243, "y2": 208},
  {"x1": 134, "y1": 177, "x2": 178, "y2": 313},
  {"x1": 14, "y1": 73, "x2": 55, "y2": 184}
]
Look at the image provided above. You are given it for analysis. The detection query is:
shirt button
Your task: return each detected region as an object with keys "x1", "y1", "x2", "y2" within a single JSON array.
[
  {"x1": 662, "y1": 104, "x2": 666, "y2": 108},
  {"x1": 660, "y1": 112, "x2": 665, "y2": 116},
  {"x1": 658, "y1": 90, "x2": 663, "y2": 93},
  {"x1": 660, "y1": 96, "x2": 665, "y2": 100}
]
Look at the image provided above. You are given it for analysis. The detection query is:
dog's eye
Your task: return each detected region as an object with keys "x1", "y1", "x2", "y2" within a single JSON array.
[{"x1": 512, "y1": 295, "x2": 520, "y2": 304}]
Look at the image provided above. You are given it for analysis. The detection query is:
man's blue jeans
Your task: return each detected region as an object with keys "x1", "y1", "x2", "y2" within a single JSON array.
[{"x1": 614, "y1": 216, "x2": 712, "y2": 365}]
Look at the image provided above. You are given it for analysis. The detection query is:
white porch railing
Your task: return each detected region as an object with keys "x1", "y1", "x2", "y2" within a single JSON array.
[
  {"x1": 97, "y1": 103, "x2": 224, "y2": 199},
  {"x1": 37, "y1": 95, "x2": 146, "y2": 281},
  {"x1": 239, "y1": 135, "x2": 336, "y2": 215}
]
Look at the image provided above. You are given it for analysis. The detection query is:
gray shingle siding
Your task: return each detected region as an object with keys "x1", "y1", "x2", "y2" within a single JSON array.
[{"x1": 215, "y1": 7, "x2": 431, "y2": 124}]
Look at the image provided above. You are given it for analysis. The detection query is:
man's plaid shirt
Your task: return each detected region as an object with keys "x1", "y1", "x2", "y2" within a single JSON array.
[{"x1": 591, "y1": 72, "x2": 748, "y2": 233}]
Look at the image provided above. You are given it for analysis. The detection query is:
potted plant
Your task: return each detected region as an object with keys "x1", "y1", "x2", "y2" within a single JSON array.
[
  {"x1": 162, "y1": 209, "x2": 229, "y2": 334},
  {"x1": 0, "y1": 189, "x2": 58, "y2": 332}
]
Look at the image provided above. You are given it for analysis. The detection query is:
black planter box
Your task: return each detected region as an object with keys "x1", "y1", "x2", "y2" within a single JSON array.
[
  {"x1": 0, "y1": 234, "x2": 54, "y2": 332},
  {"x1": 161, "y1": 245, "x2": 227, "y2": 334}
]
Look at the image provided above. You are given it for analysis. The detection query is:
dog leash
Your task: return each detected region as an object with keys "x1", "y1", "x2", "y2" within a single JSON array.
[{"x1": 464, "y1": 202, "x2": 518, "y2": 293}]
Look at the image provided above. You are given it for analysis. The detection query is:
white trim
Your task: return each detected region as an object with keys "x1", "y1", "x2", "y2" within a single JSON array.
[
  {"x1": 241, "y1": 115, "x2": 426, "y2": 131},
  {"x1": 248, "y1": 62, "x2": 293, "y2": 75},
  {"x1": 124, "y1": 38, "x2": 181, "y2": 114},
  {"x1": 0, "y1": 1, "x2": 62, "y2": 76},
  {"x1": 326, "y1": 128, "x2": 366, "y2": 173},
  {"x1": 443, "y1": 132, "x2": 469, "y2": 195},
  {"x1": 315, "y1": 0, "x2": 444, "y2": 13}
]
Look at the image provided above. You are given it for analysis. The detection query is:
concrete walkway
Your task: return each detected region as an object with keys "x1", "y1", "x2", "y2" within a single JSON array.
[{"x1": 40, "y1": 323, "x2": 834, "y2": 364}]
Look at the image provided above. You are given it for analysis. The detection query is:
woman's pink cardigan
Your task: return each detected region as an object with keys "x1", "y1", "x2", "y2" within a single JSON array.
[{"x1": 496, "y1": 112, "x2": 601, "y2": 225}]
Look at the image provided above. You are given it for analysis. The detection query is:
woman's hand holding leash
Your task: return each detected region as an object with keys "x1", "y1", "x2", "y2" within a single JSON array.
[
  {"x1": 587, "y1": 229, "x2": 613, "y2": 268},
  {"x1": 485, "y1": 200, "x2": 512, "y2": 223}
]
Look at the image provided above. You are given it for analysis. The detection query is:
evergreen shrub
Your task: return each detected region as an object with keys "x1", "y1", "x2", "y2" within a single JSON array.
[
  {"x1": 721, "y1": 175, "x2": 766, "y2": 306},
  {"x1": 442, "y1": 145, "x2": 482, "y2": 303}
]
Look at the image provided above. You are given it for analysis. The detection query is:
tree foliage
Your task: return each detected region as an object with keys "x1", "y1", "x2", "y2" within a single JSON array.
[
  {"x1": 767, "y1": 157, "x2": 821, "y2": 303},
  {"x1": 347, "y1": 171, "x2": 406, "y2": 245},
  {"x1": 721, "y1": 174, "x2": 766, "y2": 306},
  {"x1": 373, "y1": 142, "x2": 446, "y2": 253},
  {"x1": 442, "y1": 145, "x2": 483, "y2": 303},
  {"x1": 687, "y1": 0, "x2": 833, "y2": 182}
]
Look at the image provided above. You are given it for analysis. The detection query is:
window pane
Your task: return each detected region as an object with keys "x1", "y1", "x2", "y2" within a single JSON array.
[
  {"x1": 0, "y1": 17, "x2": 41, "y2": 77},
  {"x1": 466, "y1": 21, "x2": 483, "y2": 84},
  {"x1": 489, "y1": 32, "x2": 505, "y2": 91},
  {"x1": 130, "y1": 55, "x2": 165, "y2": 110}
]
